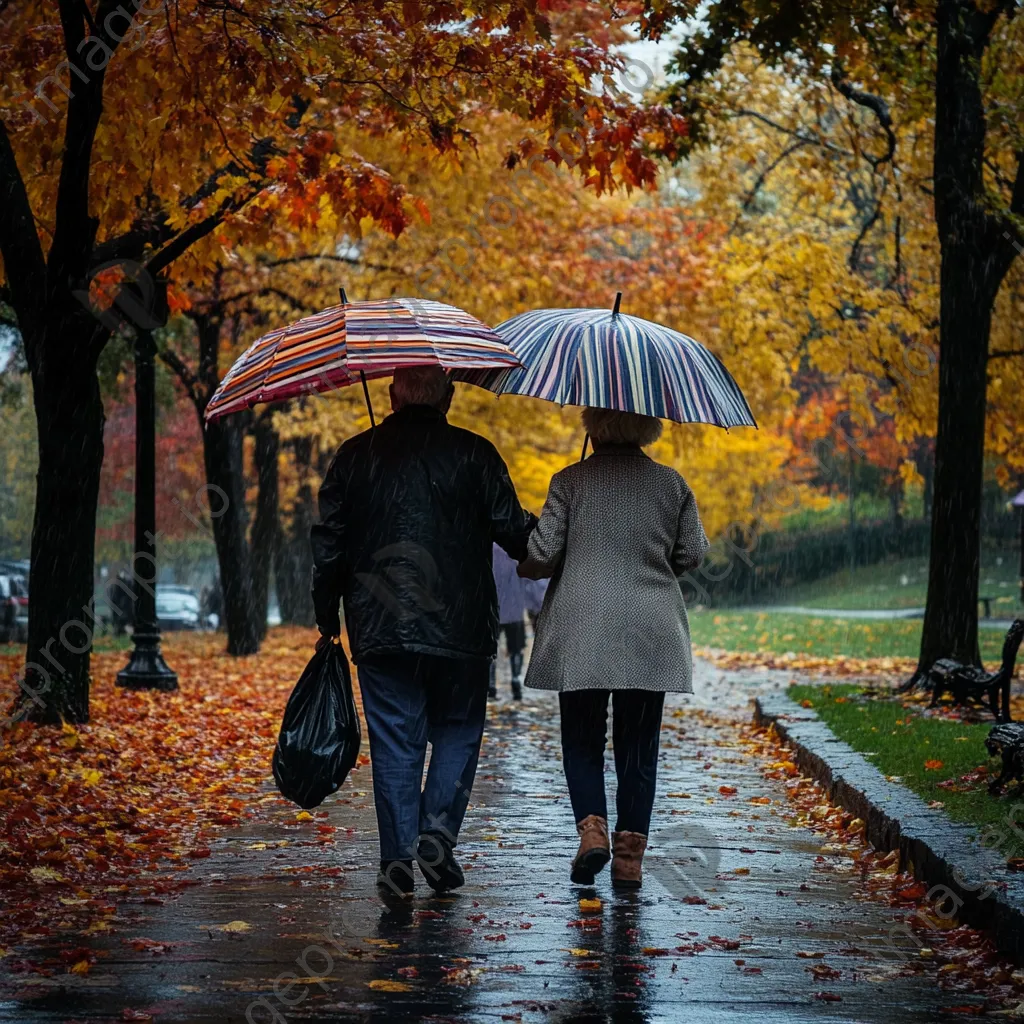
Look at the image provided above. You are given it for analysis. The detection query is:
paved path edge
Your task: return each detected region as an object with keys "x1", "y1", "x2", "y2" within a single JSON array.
[{"x1": 754, "y1": 693, "x2": 1024, "y2": 964}]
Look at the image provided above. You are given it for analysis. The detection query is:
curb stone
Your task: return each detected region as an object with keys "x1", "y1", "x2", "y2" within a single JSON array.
[{"x1": 754, "y1": 693, "x2": 1024, "y2": 964}]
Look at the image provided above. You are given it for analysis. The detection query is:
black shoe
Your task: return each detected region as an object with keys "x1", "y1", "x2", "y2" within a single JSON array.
[
  {"x1": 511, "y1": 679, "x2": 523, "y2": 701},
  {"x1": 377, "y1": 859, "x2": 415, "y2": 895},
  {"x1": 416, "y1": 833, "x2": 465, "y2": 893}
]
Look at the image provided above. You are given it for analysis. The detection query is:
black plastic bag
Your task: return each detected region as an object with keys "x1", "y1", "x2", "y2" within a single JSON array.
[{"x1": 273, "y1": 637, "x2": 361, "y2": 809}]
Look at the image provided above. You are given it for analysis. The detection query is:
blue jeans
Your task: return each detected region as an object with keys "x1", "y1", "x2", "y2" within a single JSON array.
[{"x1": 357, "y1": 653, "x2": 489, "y2": 861}]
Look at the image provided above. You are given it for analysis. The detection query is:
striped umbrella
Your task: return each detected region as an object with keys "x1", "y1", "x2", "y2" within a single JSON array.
[
  {"x1": 205, "y1": 292, "x2": 521, "y2": 423},
  {"x1": 454, "y1": 295, "x2": 756, "y2": 432}
]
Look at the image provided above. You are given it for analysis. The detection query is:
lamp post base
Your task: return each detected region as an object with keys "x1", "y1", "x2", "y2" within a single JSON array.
[{"x1": 116, "y1": 631, "x2": 179, "y2": 691}]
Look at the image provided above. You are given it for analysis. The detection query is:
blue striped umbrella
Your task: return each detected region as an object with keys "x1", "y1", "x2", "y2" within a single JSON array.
[{"x1": 454, "y1": 298, "x2": 756, "y2": 429}]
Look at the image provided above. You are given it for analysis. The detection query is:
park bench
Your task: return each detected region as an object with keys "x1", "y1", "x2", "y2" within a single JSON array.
[
  {"x1": 926, "y1": 618, "x2": 1024, "y2": 722},
  {"x1": 987, "y1": 723, "x2": 1024, "y2": 794}
]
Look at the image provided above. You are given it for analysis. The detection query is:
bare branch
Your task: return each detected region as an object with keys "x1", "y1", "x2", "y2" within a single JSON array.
[
  {"x1": 1011, "y1": 149, "x2": 1024, "y2": 218},
  {"x1": 50, "y1": 0, "x2": 143, "y2": 286},
  {"x1": 830, "y1": 65, "x2": 896, "y2": 170},
  {"x1": 732, "y1": 108, "x2": 854, "y2": 158},
  {"x1": 0, "y1": 119, "x2": 47, "y2": 351},
  {"x1": 732, "y1": 140, "x2": 809, "y2": 229},
  {"x1": 159, "y1": 346, "x2": 202, "y2": 407},
  {"x1": 218, "y1": 286, "x2": 312, "y2": 312}
]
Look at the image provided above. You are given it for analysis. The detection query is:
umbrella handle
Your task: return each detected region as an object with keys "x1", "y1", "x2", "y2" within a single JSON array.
[
  {"x1": 360, "y1": 370, "x2": 376, "y2": 428},
  {"x1": 580, "y1": 433, "x2": 590, "y2": 462}
]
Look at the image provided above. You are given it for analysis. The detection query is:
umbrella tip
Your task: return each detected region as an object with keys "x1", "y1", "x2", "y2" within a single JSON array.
[
  {"x1": 339, "y1": 287, "x2": 349, "y2": 305},
  {"x1": 612, "y1": 291, "x2": 622, "y2": 315}
]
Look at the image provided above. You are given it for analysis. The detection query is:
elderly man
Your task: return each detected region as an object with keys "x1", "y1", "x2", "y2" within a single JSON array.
[{"x1": 311, "y1": 366, "x2": 535, "y2": 895}]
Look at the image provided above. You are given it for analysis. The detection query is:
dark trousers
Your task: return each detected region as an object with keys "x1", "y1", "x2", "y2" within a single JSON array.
[
  {"x1": 357, "y1": 653, "x2": 489, "y2": 861},
  {"x1": 559, "y1": 689, "x2": 666, "y2": 835},
  {"x1": 489, "y1": 620, "x2": 526, "y2": 688}
]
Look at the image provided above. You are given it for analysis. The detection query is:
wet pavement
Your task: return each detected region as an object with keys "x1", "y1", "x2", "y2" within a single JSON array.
[
  {"x1": 0, "y1": 658, "x2": 986, "y2": 1022},
  {"x1": 749, "y1": 605, "x2": 1016, "y2": 630}
]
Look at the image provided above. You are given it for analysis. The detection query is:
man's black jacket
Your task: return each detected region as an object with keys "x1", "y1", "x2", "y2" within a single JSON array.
[{"x1": 311, "y1": 404, "x2": 536, "y2": 662}]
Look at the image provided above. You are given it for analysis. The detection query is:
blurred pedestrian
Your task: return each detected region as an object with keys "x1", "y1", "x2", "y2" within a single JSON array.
[
  {"x1": 311, "y1": 366, "x2": 535, "y2": 896},
  {"x1": 490, "y1": 542, "x2": 527, "y2": 701},
  {"x1": 519, "y1": 408, "x2": 709, "y2": 889},
  {"x1": 109, "y1": 570, "x2": 135, "y2": 637},
  {"x1": 201, "y1": 577, "x2": 222, "y2": 630}
]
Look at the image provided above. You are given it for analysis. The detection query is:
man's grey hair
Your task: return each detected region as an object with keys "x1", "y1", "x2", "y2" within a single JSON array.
[
  {"x1": 391, "y1": 365, "x2": 452, "y2": 409},
  {"x1": 582, "y1": 407, "x2": 663, "y2": 447}
]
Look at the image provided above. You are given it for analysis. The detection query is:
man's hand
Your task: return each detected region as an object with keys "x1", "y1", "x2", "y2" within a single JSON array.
[{"x1": 318, "y1": 616, "x2": 341, "y2": 639}]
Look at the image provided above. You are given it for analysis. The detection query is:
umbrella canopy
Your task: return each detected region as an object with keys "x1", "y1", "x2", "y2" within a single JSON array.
[
  {"x1": 454, "y1": 303, "x2": 757, "y2": 429},
  {"x1": 1013, "y1": 489, "x2": 1024, "y2": 508},
  {"x1": 204, "y1": 297, "x2": 520, "y2": 422}
]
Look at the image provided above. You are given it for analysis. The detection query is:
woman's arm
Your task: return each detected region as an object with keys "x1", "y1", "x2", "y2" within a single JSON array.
[
  {"x1": 670, "y1": 485, "x2": 710, "y2": 576},
  {"x1": 517, "y1": 472, "x2": 569, "y2": 580}
]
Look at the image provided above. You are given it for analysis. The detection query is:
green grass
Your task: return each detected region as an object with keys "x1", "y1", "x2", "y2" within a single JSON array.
[
  {"x1": 764, "y1": 553, "x2": 1020, "y2": 612},
  {"x1": 790, "y1": 683, "x2": 1017, "y2": 835},
  {"x1": 689, "y1": 609, "x2": 1006, "y2": 661}
]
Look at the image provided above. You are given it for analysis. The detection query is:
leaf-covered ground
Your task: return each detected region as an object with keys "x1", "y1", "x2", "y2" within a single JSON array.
[{"x1": 0, "y1": 627, "x2": 341, "y2": 953}]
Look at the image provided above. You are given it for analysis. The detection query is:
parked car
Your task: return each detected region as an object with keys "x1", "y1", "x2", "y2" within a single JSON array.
[
  {"x1": 155, "y1": 585, "x2": 202, "y2": 631},
  {"x1": 0, "y1": 573, "x2": 29, "y2": 644}
]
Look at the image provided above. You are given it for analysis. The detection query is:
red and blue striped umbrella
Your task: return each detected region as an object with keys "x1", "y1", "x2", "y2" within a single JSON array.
[
  {"x1": 454, "y1": 299, "x2": 757, "y2": 429},
  {"x1": 205, "y1": 296, "x2": 520, "y2": 422}
]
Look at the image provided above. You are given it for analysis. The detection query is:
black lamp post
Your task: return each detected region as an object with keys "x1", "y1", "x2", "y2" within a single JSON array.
[{"x1": 117, "y1": 280, "x2": 178, "y2": 691}]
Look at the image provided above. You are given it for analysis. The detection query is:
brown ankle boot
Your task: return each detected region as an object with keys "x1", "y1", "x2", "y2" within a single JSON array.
[
  {"x1": 611, "y1": 831, "x2": 647, "y2": 889},
  {"x1": 570, "y1": 815, "x2": 610, "y2": 884}
]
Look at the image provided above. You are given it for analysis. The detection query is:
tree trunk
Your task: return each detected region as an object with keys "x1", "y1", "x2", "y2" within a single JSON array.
[
  {"x1": 914, "y1": 440, "x2": 935, "y2": 519},
  {"x1": 23, "y1": 340, "x2": 105, "y2": 722},
  {"x1": 915, "y1": 0, "x2": 1020, "y2": 678},
  {"x1": 889, "y1": 474, "x2": 904, "y2": 529},
  {"x1": 250, "y1": 417, "x2": 279, "y2": 642},
  {"x1": 202, "y1": 414, "x2": 259, "y2": 656},
  {"x1": 917, "y1": 257, "x2": 991, "y2": 668},
  {"x1": 274, "y1": 481, "x2": 316, "y2": 627}
]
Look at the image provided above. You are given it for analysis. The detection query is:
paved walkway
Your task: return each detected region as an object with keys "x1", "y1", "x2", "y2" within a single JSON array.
[
  {"x1": 751, "y1": 605, "x2": 1016, "y2": 629},
  {"x1": 0, "y1": 659, "x2": 989, "y2": 1022}
]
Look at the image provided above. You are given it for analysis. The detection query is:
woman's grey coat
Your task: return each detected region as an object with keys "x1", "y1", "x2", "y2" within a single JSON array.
[{"x1": 519, "y1": 445, "x2": 709, "y2": 693}]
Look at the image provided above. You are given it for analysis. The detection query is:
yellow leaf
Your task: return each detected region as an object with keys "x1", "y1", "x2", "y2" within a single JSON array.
[
  {"x1": 69, "y1": 959, "x2": 90, "y2": 975},
  {"x1": 30, "y1": 867, "x2": 66, "y2": 883},
  {"x1": 368, "y1": 979, "x2": 413, "y2": 992},
  {"x1": 217, "y1": 920, "x2": 251, "y2": 933},
  {"x1": 296, "y1": 811, "x2": 314, "y2": 821}
]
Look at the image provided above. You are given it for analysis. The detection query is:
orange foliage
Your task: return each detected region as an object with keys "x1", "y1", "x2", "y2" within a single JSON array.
[{"x1": 0, "y1": 628, "x2": 352, "y2": 949}]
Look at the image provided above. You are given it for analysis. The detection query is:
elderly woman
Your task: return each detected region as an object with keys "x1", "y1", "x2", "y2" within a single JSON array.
[{"x1": 518, "y1": 408, "x2": 709, "y2": 888}]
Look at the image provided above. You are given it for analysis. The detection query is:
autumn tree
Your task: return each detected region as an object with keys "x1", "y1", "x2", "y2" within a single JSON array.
[
  {"x1": 644, "y1": 0, "x2": 1024, "y2": 672},
  {"x1": 1, "y1": 0, "x2": 681, "y2": 719},
  {"x1": 271, "y1": 118, "x2": 798, "y2": 532}
]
